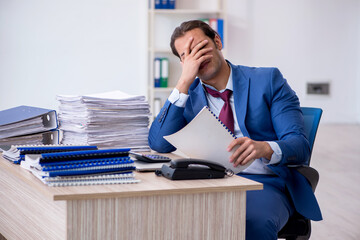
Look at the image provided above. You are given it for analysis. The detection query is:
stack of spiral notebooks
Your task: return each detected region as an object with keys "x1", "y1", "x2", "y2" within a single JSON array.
[
  {"x1": 18, "y1": 146, "x2": 139, "y2": 186},
  {"x1": 2, "y1": 145, "x2": 97, "y2": 164}
]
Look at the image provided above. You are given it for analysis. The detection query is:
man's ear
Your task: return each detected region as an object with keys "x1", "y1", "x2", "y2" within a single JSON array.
[{"x1": 214, "y1": 35, "x2": 223, "y2": 50}]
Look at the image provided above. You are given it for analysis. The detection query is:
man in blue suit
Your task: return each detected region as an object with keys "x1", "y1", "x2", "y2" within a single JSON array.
[{"x1": 148, "y1": 20, "x2": 322, "y2": 239}]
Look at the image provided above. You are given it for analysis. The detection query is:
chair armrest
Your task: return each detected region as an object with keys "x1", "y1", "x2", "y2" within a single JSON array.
[{"x1": 289, "y1": 165, "x2": 319, "y2": 192}]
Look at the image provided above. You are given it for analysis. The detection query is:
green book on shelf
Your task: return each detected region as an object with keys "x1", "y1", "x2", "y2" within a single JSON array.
[{"x1": 160, "y1": 57, "x2": 168, "y2": 88}]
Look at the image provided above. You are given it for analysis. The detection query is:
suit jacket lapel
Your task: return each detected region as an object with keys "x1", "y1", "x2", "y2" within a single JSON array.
[
  {"x1": 230, "y1": 63, "x2": 250, "y2": 137},
  {"x1": 189, "y1": 79, "x2": 208, "y2": 118}
]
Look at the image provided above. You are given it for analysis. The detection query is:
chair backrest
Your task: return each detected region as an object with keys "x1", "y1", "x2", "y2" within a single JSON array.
[{"x1": 301, "y1": 107, "x2": 323, "y2": 165}]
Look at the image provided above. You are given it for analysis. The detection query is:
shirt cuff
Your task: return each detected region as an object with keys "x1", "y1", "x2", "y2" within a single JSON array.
[
  {"x1": 168, "y1": 88, "x2": 189, "y2": 108},
  {"x1": 265, "y1": 141, "x2": 282, "y2": 165}
]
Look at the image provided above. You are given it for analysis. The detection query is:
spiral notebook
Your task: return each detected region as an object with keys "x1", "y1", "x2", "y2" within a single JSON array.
[
  {"x1": 43, "y1": 172, "x2": 140, "y2": 187},
  {"x1": 164, "y1": 106, "x2": 254, "y2": 174},
  {"x1": 22, "y1": 148, "x2": 131, "y2": 169},
  {"x1": 2, "y1": 144, "x2": 98, "y2": 164}
]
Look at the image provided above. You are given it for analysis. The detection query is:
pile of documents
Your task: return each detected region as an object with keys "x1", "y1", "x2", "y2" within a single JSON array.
[
  {"x1": 19, "y1": 147, "x2": 139, "y2": 186},
  {"x1": 0, "y1": 106, "x2": 59, "y2": 147},
  {"x1": 57, "y1": 91, "x2": 150, "y2": 151}
]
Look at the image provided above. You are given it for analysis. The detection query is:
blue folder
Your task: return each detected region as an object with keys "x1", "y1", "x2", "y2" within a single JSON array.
[
  {"x1": 15, "y1": 145, "x2": 98, "y2": 164},
  {"x1": 38, "y1": 148, "x2": 131, "y2": 164}
]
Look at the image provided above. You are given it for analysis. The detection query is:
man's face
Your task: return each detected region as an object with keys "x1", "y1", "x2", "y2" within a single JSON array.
[{"x1": 174, "y1": 28, "x2": 223, "y2": 82}]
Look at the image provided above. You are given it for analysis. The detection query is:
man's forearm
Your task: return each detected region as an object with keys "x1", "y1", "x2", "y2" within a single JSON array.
[{"x1": 148, "y1": 101, "x2": 187, "y2": 153}]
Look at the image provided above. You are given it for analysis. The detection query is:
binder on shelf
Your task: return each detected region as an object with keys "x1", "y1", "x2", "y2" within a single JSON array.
[
  {"x1": 217, "y1": 18, "x2": 224, "y2": 47},
  {"x1": 161, "y1": 0, "x2": 167, "y2": 9},
  {"x1": 154, "y1": 58, "x2": 161, "y2": 87},
  {"x1": 168, "y1": 0, "x2": 175, "y2": 9},
  {"x1": 200, "y1": 18, "x2": 210, "y2": 25},
  {"x1": 154, "y1": 0, "x2": 175, "y2": 9},
  {"x1": 202, "y1": 18, "x2": 224, "y2": 47},
  {"x1": 209, "y1": 18, "x2": 218, "y2": 34},
  {"x1": 160, "y1": 57, "x2": 169, "y2": 88},
  {"x1": 155, "y1": 0, "x2": 162, "y2": 9},
  {"x1": 0, "y1": 105, "x2": 58, "y2": 139},
  {"x1": 2, "y1": 144, "x2": 98, "y2": 164}
]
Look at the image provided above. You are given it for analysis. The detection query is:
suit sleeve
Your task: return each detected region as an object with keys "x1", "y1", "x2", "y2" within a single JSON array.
[
  {"x1": 269, "y1": 68, "x2": 311, "y2": 166},
  {"x1": 148, "y1": 100, "x2": 188, "y2": 153}
]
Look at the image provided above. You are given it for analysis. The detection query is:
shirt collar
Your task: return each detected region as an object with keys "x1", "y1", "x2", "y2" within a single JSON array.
[{"x1": 200, "y1": 64, "x2": 233, "y2": 93}]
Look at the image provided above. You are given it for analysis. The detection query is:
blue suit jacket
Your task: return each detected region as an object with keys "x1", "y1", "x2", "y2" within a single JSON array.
[{"x1": 148, "y1": 61, "x2": 322, "y2": 221}]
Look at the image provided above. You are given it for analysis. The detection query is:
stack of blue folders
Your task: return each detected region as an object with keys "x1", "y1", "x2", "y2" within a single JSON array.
[
  {"x1": 20, "y1": 147, "x2": 139, "y2": 187},
  {"x1": 3, "y1": 145, "x2": 98, "y2": 164}
]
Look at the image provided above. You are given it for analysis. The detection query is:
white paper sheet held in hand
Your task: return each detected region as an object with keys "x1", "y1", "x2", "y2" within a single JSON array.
[{"x1": 164, "y1": 106, "x2": 254, "y2": 174}]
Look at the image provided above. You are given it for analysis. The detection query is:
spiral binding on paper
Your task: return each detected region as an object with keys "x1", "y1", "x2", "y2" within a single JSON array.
[
  {"x1": 39, "y1": 148, "x2": 130, "y2": 163},
  {"x1": 41, "y1": 157, "x2": 133, "y2": 171},
  {"x1": 205, "y1": 106, "x2": 237, "y2": 139},
  {"x1": 12, "y1": 143, "x2": 76, "y2": 148},
  {"x1": 44, "y1": 172, "x2": 136, "y2": 181},
  {"x1": 2, "y1": 144, "x2": 98, "y2": 164},
  {"x1": 47, "y1": 178, "x2": 140, "y2": 187},
  {"x1": 17, "y1": 145, "x2": 98, "y2": 154},
  {"x1": 42, "y1": 163, "x2": 136, "y2": 173},
  {"x1": 44, "y1": 173, "x2": 140, "y2": 187}
]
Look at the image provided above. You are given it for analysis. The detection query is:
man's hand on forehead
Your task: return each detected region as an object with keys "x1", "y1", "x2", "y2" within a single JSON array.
[{"x1": 181, "y1": 37, "x2": 209, "y2": 62}]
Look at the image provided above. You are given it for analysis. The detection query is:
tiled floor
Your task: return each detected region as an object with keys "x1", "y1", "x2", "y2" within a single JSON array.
[{"x1": 309, "y1": 124, "x2": 360, "y2": 239}]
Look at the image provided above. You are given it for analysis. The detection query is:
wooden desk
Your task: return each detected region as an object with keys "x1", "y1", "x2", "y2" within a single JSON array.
[{"x1": 0, "y1": 156, "x2": 262, "y2": 240}]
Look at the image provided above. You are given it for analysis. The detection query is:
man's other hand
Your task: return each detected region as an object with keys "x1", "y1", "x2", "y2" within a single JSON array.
[{"x1": 227, "y1": 137, "x2": 274, "y2": 167}]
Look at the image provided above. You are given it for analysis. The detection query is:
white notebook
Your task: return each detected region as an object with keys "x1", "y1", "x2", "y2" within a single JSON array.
[{"x1": 164, "y1": 106, "x2": 254, "y2": 174}]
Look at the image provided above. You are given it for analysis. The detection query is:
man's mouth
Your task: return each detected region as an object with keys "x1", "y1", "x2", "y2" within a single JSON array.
[{"x1": 199, "y1": 60, "x2": 210, "y2": 70}]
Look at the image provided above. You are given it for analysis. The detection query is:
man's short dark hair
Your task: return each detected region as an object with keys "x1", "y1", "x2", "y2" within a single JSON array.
[{"x1": 170, "y1": 20, "x2": 219, "y2": 59}]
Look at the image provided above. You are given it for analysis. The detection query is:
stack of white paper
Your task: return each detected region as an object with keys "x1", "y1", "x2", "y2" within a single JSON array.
[{"x1": 57, "y1": 91, "x2": 150, "y2": 151}]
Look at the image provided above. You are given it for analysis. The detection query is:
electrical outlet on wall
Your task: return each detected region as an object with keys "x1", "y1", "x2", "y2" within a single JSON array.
[{"x1": 307, "y1": 82, "x2": 330, "y2": 95}]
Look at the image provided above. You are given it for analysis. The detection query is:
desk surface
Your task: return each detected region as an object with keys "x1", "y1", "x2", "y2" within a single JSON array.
[
  {"x1": 0, "y1": 155, "x2": 263, "y2": 201},
  {"x1": 0, "y1": 154, "x2": 263, "y2": 240}
]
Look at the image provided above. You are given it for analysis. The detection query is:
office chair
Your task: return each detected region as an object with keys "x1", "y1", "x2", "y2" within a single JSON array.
[{"x1": 278, "y1": 107, "x2": 323, "y2": 240}]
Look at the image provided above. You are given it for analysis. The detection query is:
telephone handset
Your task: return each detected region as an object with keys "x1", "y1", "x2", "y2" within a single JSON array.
[{"x1": 158, "y1": 159, "x2": 233, "y2": 180}]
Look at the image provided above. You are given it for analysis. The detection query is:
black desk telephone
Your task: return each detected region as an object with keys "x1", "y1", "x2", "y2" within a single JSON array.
[{"x1": 158, "y1": 159, "x2": 233, "y2": 180}]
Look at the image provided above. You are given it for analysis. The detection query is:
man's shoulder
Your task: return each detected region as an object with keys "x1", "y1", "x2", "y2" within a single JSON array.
[
  {"x1": 230, "y1": 64, "x2": 284, "y2": 85},
  {"x1": 230, "y1": 62, "x2": 279, "y2": 76}
]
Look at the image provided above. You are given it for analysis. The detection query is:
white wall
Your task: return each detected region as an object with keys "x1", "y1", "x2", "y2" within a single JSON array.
[
  {"x1": 0, "y1": 0, "x2": 147, "y2": 110},
  {"x1": 227, "y1": 0, "x2": 360, "y2": 123},
  {"x1": 1, "y1": 0, "x2": 359, "y2": 123},
  {"x1": 357, "y1": 5, "x2": 360, "y2": 123}
]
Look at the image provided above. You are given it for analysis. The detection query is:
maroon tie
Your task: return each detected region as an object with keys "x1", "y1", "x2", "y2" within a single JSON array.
[{"x1": 205, "y1": 87, "x2": 234, "y2": 133}]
